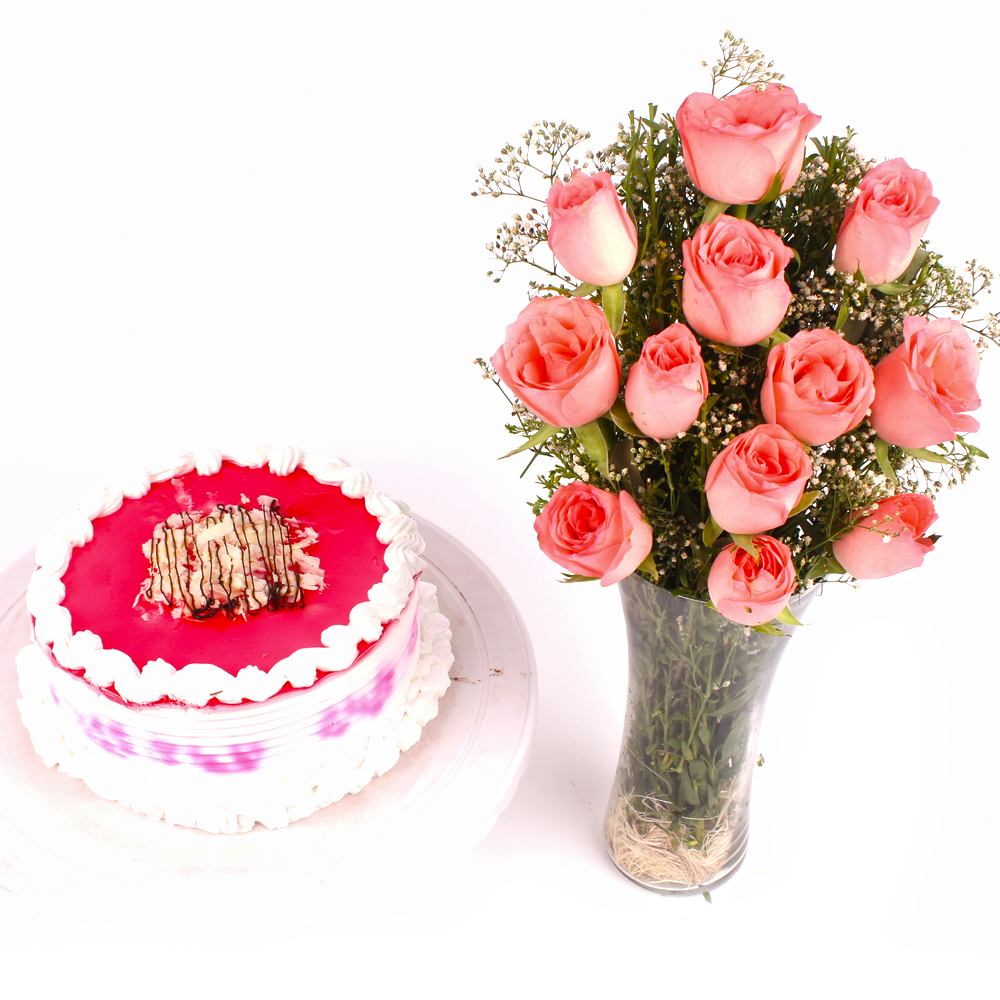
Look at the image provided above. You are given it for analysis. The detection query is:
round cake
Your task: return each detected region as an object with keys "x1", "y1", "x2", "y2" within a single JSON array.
[{"x1": 15, "y1": 445, "x2": 453, "y2": 833}]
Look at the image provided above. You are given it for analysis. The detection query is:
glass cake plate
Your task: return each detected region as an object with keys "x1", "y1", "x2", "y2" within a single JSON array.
[{"x1": 0, "y1": 517, "x2": 535, "y2": 901}]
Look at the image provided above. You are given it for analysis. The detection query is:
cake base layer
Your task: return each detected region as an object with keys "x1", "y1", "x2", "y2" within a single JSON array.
[{"x1": 16, "y1": 583, "x2": 452, "y2": 834}]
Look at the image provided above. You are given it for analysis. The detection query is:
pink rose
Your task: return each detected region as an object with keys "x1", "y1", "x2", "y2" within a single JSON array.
[
  {"x1": 832, "y1": 494, "x2": 937, "y2": 579},
  {"x1": 676, "y1": 84, "x2": 821, "y2": 205},
  {"x1": 534, "y1": 482, "x2": 653, "y2": 587},
  {"x1": 761, "y1": 328, "x2": 875, "y2": 446},
  {"x1": 705, "y1": 423, "x2": 813, "y2": 534},
  {"x1": 624, "y1": 322, "x2": 709, "y2": 439},
  {"x1": 491, "y1": 296, "x2": 622, "y2": 428},
  {"x1": 708, "y1": 535, "x2": 796, "y2": 626},
  {"x1": 869, "y1": 315, "x2": 981, "y2": 448},
  {"x1": 834, "y1": 158, "x2": 939, "y2": 285},
  {"x1": 681, "y1": 216, "x2": 793, "y2": 346},
  {"x1": 546, "y1": 170, "x2": 638, "y2": 287}
]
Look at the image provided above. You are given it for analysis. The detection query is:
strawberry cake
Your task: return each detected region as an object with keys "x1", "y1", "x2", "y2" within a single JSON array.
[{"x1": 15, "y1": 446, "x2": 453, "y2": 833}]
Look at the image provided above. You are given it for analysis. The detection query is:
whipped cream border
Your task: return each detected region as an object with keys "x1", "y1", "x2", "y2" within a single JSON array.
[{"x1": 25, "y1": 445, "x2": 426, "y2": 707}]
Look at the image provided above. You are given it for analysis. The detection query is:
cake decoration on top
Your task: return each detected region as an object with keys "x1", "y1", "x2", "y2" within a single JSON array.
[{"x1": 139, "y1": 496, "x2": 324, "y2": 621}]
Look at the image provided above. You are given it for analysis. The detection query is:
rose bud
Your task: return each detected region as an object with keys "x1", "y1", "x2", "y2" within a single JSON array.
[
  {"x1": 624, "y1": 322, "x2": 709, "y2": 439},
  {"x1": 832, "y1": 494, "x2": 937, "y2": 579},
  {"x1": 681, "y1": 216, "x2": 793, "y2": 346},
  {"x1": 534, "y1": 482, "x2": 653, "y2": 587},
  {"x1": 676, "y1": 84, "x2": 821, "y2": 205},
  {"x1": 491, "y1": 296, "x2": 622, "y2": 428},
  {"x1": 545, "y1": 170, "x2": 638, "y2": 287},
  {"x1": 708, "y1": 535, "x2": 796, "y2": 626},
  {"x1": 834, "y1": 158, "x2": 939, "y2": 286},
  {"x1": 705, "y1": 423, "x2": 813, "y2": 535},
  {"x1": 761, "y1": 328, "x2": 875, "y2": 446},
  {"x1": 869, "y1": 316, "x2": 981, "y2": 448}
]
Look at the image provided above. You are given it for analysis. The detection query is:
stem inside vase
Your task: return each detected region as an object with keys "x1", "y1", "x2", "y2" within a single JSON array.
[{"x1": 605, "y1": 572, "x2": 811, "y2": 893}]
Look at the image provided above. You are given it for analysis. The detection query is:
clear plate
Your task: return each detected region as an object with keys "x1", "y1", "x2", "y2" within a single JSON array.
[{"x1": 0, "y1": 516, "x2": 535, "y2": 900}]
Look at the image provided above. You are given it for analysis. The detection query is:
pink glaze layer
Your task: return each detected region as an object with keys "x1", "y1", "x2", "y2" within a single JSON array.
[{"x1": 60, "y1": 463, "x2": 388, "y2": 678}]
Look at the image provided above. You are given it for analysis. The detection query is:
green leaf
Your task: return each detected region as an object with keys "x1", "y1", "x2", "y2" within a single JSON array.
[
  {"x1": 840, "y1": 318, "x2": 870, "y2": 344},
  {"x1": 902, "y1": 446, "x2": 950, "y2": 464},
  {"x1": 701, "y1": 199, "x2": 729, "y2": 226},
  {"x1": 717, "y1": 729, "x2": 747, "y2": 769},
  {"x1": 761, "y1": 330, "x2": 791, "y2": 349},
  {"x1": 699, "y1": 393, "x2": 722, "y2": 419},
  {"x1": 789, "y1": 490, "x2": 823, "y2": 517},
  {"x1": 500, "y1": 422, "x2": 559, "y2": 459},
  {"x1": 834, "y1": 295, "x2": 851, "y2": 333},
  {"x1": 752, "y1": 622, "x2": 789, "y2": 637},
  {"x1": 637, "y1": 550, "x2": 659, "y2": 583},
  {"x1": 610, "y1": 399, "x2": 643, "y2": 436},
  {"x1": 702, "y1": 516, "x2": 722, "y2": 548},
  {"x1": 904, "y1": 249, "x2": 929, "y2": 281},
  {"x1": 568, "y1": 282, "x2": 598, "y2": 298},
  {"x1": 755, "y1": 170, "x2": 784, "y2": 205},
  {"x1": 560, "y1": 574, "x2": 599, "y2": 583},
  {"x1": 775, "y1": 605, "x2": 804, "y2": 627},
  {"x1": 957, "y1": 435, "x2": 989, "y2": 459},
  {"x1": 873, "y1": 280, "x2": 917, "y2": 295},
  {"x1": 807, "y1": 553, "x2": 846, "y2": 577},
  {"x1": 874, "y1": 437, "x2": 898, "y2": 486},
  {"x1": 678, "y1": 764, "x2": 699, "y2": 806},
  {"x1": 711, "y1": 685, "x2": 759, "y2": 719},
  {"x1": 574, "y1": 420, "x2": 610, "y2": 479},
  {"x1": 730, "y1": 533, "x2": 759, "y2": 559},
  {"x1": 702, "y1": 891, "x2": 712, "y2": 904},
  {"x1": 601, "y1": 282, "x2": 625, "y2": 336}
]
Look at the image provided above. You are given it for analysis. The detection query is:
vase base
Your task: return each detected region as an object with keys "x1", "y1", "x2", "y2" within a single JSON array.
[
  {"x1": 603, "y1": 794, "x2": 750, "y2": 894},
  {"x1": 603, "y1": 837, "x2": 749, "y2": 894}
]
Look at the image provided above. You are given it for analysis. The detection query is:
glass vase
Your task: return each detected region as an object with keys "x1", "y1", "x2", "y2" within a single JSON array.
[{"x1": 604, "y1": 572, "x2": 811, "y2": 894}]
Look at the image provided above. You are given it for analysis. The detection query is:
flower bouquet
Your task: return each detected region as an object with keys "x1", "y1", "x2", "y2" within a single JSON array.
[{"x1": 475, "y1": 34, "x2": 994, "y2": 893}]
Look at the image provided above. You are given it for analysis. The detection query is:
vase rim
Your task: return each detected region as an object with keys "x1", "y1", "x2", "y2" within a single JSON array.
[{"x1": 622, "y1": 571, "x2": 821, "y2": 612}]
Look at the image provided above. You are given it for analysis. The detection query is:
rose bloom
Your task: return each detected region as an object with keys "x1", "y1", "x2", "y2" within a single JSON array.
[
  {"x1": 534, "y1": 482, "x2": 653, "y2": 587},
  {"x1": 708, "y1": 535, "x2": 796, "y2": 626},
  {"x1": 676, "y1": 84, "x2": 821, "y2": 205},
  {"x1": 761, "y1": 328, "x2": 875, "y2": 446},
  {"x1": 624, "y1": 322, "x2": 709, "y2": 439},
  {"x1": 681, "y1": 216, "x2": 793, "y2": 346},
  {"x1": 491, "y1": 296, "x2": 621, "y2": 428},
  {"x1": 834, "y1": 158, "x2": 939, "y2": 285},
  {"x1": 869, "y1": 315, "x2": 981, "y2": 448},
  {"x1": 832, "y1": 494, "x2": 937, "y2": 579},
  {"x1": 546, "y1": 170, "x2": 638, "y2": 287},
  {"x1": 705, "y1": 423, "x2": 813, "y2": 535}
]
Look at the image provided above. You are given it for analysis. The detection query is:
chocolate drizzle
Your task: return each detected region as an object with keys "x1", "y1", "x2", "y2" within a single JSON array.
[{"x1": 141, "y1": 500, "x2": 318, "y2": 621}]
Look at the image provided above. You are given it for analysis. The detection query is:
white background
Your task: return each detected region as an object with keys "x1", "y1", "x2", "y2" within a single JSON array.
[{"x1": 1, "y1": 2, "x2": 997, "y2": 996}]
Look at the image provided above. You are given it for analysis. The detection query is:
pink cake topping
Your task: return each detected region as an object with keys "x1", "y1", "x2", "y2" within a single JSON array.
[{"x1": 60, "y1": 462, "x2": 388, "y2": 679}]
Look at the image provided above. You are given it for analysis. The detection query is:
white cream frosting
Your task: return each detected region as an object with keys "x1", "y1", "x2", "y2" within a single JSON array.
[
  {"x1": 16, "y1": 582, "x2": 454, "y2": 834},
  {"x1": 25, "y1": 446, "x2": 426, "y2": 706}
]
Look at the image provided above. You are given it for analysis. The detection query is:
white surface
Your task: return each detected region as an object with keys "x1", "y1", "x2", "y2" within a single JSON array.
[
  {"x1": 0, "y1": 517, "x2": 534, "y2": 890},
  {"x1": 0, "y1": 3, "x2": 996, "y2": 996}
]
